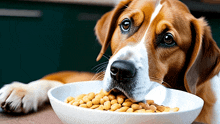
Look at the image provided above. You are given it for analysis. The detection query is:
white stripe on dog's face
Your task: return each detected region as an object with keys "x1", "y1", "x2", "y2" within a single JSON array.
[
  {"x1": 103, "y1": 0, "x2": 163, "y2": 102},
  {"x1": 140, "y1": 0, "x2": 163, "y2": 44}
]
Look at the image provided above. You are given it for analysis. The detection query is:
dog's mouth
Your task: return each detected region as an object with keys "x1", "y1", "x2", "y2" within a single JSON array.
[
  {"x1": 103, "y1": 78, "x2": 161, "y2": 103},
  {"x1": 106, "y1": 88, "x2": 140, "y2": 103},
  {"x1": 103, "y1": 79, "x2": 144, "y2": 102}
]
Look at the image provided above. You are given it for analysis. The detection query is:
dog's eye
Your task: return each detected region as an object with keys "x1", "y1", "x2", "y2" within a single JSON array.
[
  {"x1": 120, "y1": 18, "x2": 131, "y2": 34},
  {"x1": 162, "y1": 33, "x2": 176, "y2": 47}
]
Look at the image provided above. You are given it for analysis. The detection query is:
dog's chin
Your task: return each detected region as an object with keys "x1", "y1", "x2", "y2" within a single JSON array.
[{"x1": 103, "y1": 79, "x2": 160, "y2": 103}]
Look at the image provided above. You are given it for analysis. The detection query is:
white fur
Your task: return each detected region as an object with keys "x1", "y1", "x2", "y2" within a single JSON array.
[
  {"x1": 103, "y1": 42, "x2": 154, "y2": 101},
  {"x1": 140, "y1": 0, "x2": 163, "y2": 44},
  {"x1": 103, "y1": 1, "x2": 163, "y2": 101},
  {"x1": 0, "y1": 80, "x2": 62, "y2": 113},
  {"x1": 210, "y1": 72, "x2": 220, "y2": 124}
]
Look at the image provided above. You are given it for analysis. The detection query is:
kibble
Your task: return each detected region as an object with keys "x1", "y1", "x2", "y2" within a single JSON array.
[{"x1": 64, "y1": 89, "x2": 179, "y2": 113}]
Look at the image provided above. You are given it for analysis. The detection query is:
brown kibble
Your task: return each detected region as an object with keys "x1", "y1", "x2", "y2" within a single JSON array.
[
  {"x1": 72, "y1": 101, "x2": 80, "y2": 106},
  {"x1": 108, "y1": 94, "x2": 116, "y2": 100},
  {"x1": 111, "y1": 104, "x2": 121, "y2": 111},
  {"x1": 147, "y1": 100, "x2": 154, "y2": 105},
  {"x1": 65, "y1": 96, "x2": 74, "y2": 103},
  {"x1": 99, "y1": 89, "x2": 104, "y2": 94},
  {"x1": 149, "y1": 105, "x2": 157, "y2": 111},
  {"x1": 164, "y1": 107, "x2": 171, "y2": 112},
  {"x1": 125, "y1": 99, "x2": 132, "y2": 102},
  {"x1": 104, "y1": 101, "x2": 111, "y2": 110},
  {"x1": 64, "y1": 89, "x2": 179, "y2": 113},
  {"x1": 117, "y1": 94, "x2": 126, "y2": 99},
  {"x1": 135, "y1": 109, "x2": 146, "y2": 113},
  {"x1": 91, "y1": 105, "x2": 100, "y2": 109},
  {"x1": 111, "y1": 99, "x2": 118, "y2": 105},
  {"x1": 69, "y1": 100, "x2": 75, "y2": 105},
  {"x1": 83, "y1": 96, "x2": 90, "y2": 103},
  {"x1": 170, "y1": 107, "x2": 179, "y2": 112},
  {"x1": 75, "y1": 94, "x2": 86, "y2": 101},
  {"x1": 95, "y1": 94, "x2": 104, "y2": 99},
  {"x1": 79, "y1": 104, "x2": 87, "y2": 108},
  {"x1": 122, "y1": 102, "x2": 133, "y2": 107},
  {"x1": 87, "y1": 101, "x2": 93, "y2": 108},
  {"x1": 138, "y1": 102, "x2": 149, "y2": 109},
  {"x1": 156, "y1": 110, "x2": 162, "y2": 113},
  {"x1": 145, "y1": 110, "x2": 154, "y2": 113},
  {"x1": 79, "y1": 100, "x2": 84, "y2": 104},
  {"x1": 157, "y1": 106, "x2": 165, "y2": 112},
  {"x1": 126, "y1": 108, "x2": 134, "y2": 113},
  {"x1": 131, "y1": 104, "x2": 142, "y2": 110},
  {"x1": 103, "y1": 96, "x2": 110, "y2": 102},
  {"x1": 92, "y1": 98, "x2": 100, "y2": 105},
  {"x1": 100, "y1": 98, "x2": 105, "y2": 105},
  {"x1": 88, "y1": 92, "x2": 95, "y2": 100},
  {"x1": 151, "y1": 103, "x2": 159, "y2": 107},
  {"x1": 116, "y1": 107, "x2": 129, "y2": 112},
  {"x1": 97, "y1": 105, "x2": 104, "y2": 110},
  {"x1": 100, "y1": 89, "x2": 109, "y2": 96},
  {"x1": 117, "y1": 97, "x2": 124, "y2": 104}
]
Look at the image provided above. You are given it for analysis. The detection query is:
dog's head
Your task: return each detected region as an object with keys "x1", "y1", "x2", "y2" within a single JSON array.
[{"x1": 95, "y1": 0, "x2": 220, "y2": 102}]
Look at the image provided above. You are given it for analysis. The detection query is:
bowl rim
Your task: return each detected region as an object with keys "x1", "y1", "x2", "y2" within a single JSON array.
[{"x1": 48, "y1": 81, "x2": 204, "y2": 116}]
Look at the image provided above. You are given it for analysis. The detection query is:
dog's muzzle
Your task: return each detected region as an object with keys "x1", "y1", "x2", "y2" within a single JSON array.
[
  {"x1": 103, "y1": 44, "x2": 160, "y2": 103},
  {"x1": 106, "y1": 60, "x2": 148, "y2": 103},
  {"x1": 110, "y1": 60, "x2": 136, "y2": 82}
]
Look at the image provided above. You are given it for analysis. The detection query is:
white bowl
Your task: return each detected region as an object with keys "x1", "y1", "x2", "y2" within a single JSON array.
[{"x1": 48, "y1": 81, "x2": 204, "y2": 124}]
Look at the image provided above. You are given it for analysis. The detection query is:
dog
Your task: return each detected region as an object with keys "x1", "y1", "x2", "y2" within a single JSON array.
[{"x1": 0, "y1": 0, "x2": 219, "y2": 123}]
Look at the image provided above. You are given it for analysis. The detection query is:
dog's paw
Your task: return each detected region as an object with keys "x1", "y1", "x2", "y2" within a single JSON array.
[{"x1": 0, "y1": 81, "x2": 48, "y2": 113}]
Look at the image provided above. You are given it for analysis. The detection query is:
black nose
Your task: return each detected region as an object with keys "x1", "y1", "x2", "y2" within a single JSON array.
[{"x1": 110, "y1": 60, "x2": 136, "y2": 82}]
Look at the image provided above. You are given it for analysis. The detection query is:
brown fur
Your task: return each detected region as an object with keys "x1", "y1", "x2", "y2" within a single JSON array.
[
  {"x1": 42, "y1": 71, "x2": 96, "y2": 83},
  {"x1": 195, "y1": 80, "x2": 216, "y2": 123}
]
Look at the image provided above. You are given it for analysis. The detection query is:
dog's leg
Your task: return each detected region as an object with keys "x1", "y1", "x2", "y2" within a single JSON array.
[
  {"x1": 0, "y1": 71, "x2": 97, "y2": 113},
  {"x1": 0, "y1": 80, "x2": 62, "y2": 113}
]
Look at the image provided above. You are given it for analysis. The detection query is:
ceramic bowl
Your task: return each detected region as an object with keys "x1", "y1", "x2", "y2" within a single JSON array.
[{"x1": 48, "y1": 81, "x2": 204, "y2": 124}]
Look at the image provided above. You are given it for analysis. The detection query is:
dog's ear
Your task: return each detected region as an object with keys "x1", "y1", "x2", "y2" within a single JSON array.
[
  {"x1": 95, "y1": 0, "x2": 132, "y2": 61},
  {"x1": 184, "y1": 17, "x2": 220, "y2": 94}
]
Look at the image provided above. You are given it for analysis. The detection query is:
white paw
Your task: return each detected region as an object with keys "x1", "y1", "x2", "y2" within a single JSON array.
[
  {"x1": 0, "y1": 81, "x2": 39, "y2": 113},
  {"x1": 0, "y1": 80, "x2": 62, "y2": 113}
]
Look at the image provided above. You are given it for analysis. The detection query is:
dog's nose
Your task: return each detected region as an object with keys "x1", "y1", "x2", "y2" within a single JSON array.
[{"x1": 110, "y1": 60, "x2": 136, "y2": 81}]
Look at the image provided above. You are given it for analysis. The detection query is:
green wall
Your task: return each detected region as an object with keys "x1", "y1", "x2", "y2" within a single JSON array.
[
  {"x1": 0, "y1": 1, "x2": 219, "y2": 87},
  {"x1": 0, "y1": 1, "x2": 112, "y2": 87}
]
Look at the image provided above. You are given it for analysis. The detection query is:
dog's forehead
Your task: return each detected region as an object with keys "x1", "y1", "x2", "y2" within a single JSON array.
[
  {"x1": 126, "y1": 0, "x2": 158, "y2": 18},
  {"x1": 123, "y1": 0, "x2": 190, "y2": 20},
  {"x1": 119, "y1": 0, "x2": 191, "y2": 41},
  {"x1": 128, "y1": 0, "x2": 190, "y2": 10}
]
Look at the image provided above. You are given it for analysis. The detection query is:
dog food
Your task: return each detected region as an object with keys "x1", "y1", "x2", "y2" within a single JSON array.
[{"x1": 64, "y1": 89, "x2": 179, "y2": 113}]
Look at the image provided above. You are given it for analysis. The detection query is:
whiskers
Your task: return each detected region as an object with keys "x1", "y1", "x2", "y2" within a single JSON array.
[
  {"x1": 91, "y1": 61, "x2": 108, "y2": 73},
  {"x1": 91, "y1": 62, "x2": 108, "y2": 81},
  {"x1": 91, "y1": 72, "x2": 106, "y2": 81},
  {"x1": 102, "y1": 54, "x2": 111, "y2": 60},
  {"x1": 91, "y1": 54, "x2": 110, "y2": 81}
]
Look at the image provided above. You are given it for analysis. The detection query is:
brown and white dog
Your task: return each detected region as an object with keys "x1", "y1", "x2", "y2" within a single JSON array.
[{"x1": 0, "y1": 0, "x2": 220, "y2": 123}]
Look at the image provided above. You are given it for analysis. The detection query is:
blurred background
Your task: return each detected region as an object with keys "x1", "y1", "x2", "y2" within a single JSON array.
[{"x1": 0, "y1": 0, "x2": 219, "y2": 87}]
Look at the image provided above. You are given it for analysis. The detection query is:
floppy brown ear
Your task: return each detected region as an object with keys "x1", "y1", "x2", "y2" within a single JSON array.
[
  {"x1": 95, "y1": 0, "x2": 132, "y2": 61},
  {"x1": 184, "y1": 17, "x2": 220, "y2": 94}
]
